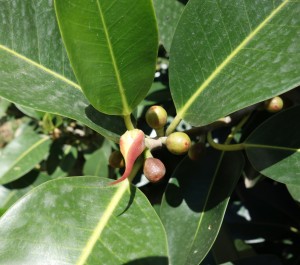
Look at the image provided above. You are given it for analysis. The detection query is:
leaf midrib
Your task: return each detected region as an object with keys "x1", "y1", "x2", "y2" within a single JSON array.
[
  {"x1": 95, "y1": 0, "x2": 131, "y2": 115},
  {"x1": 185, "y1": 152, "x2": 224, "y2": 264},
  {"x1": 0, "y1": 45, "x2": 81, "y2": 90},
  {"x1": 177, "y1": 0, "x2": 290, "y2": 119},
  {"x1": 75, "y1": 181, "x2": 129, "y2": 265}
]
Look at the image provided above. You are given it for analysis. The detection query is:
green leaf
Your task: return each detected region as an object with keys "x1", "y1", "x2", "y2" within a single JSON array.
[
  {"x1": 0, "y1": 132, "x2": 51, "y2": 185},
  {"x1": 170, "y1": 0, "x2": 300, "y2": 126},
  {"x1": 245, "y1": 105, "x2": 300, "y2": 185},
  {"x1": 0, "y1": 172, "x2": 50, "y2": 215},
  {"x1": 0, "y1": 0, "x2": 125, "y2": 142},
  {"x1": 49, "y1": 145, "x2": 78, "y2": 179},
  {"x1": 83, "y1": 148, "x2": 109, "y2": 178},
  {"x1": 0, "y1": 177, "x2": 168, "y2": 265},
  {"x1": 160, "y1": 149, "x2": 244, "y2": 265},
  {"x1": 153, "y1": 0, "x2": 185, "y2": 52},
  {"x1": 0, "y1": 98, "x2": 11, "y2": 118},
  {"x1": 54, "y1": 0, "x2": 158, "y2": 115},
  {"x1": 15, "y1": 104, "x2": 45, "y2": 120},
  {"x1": 286, "y1": 184, "x2": 300, "y2": 202}
]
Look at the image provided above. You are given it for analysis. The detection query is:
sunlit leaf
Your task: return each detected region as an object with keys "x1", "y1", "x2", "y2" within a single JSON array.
[
  {"x1": 0, "y1": 0, "x2": 125, "y2": 142},
  {"x1": 170, "y1": 0, "x2": 300, "y2": 126},
  {"x1": 0, "y1": 177, "x2": 168, "y2": 265},
  {"x1": 55, "y1": 0, "x2": 158, "y2": 115},
  {"x1": 153, "y1": 0, "x2": 185, "y2": 52}
]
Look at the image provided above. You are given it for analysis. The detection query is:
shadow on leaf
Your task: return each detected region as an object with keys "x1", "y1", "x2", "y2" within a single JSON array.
[
  {"x1": 123, "y1": 256, "x2": 168, "y2": 265},
  {"x1": 164, "y1": 149, "x2": 244, "y2": 212},
  {"x1": 85, "y1": 105, "x2": 126, "y2": 138}
]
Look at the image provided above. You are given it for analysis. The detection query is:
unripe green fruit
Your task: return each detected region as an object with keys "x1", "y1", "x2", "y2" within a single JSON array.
[
  {"x1": 109, "y1": 151, "x2": 125, "y2": 168},
  {"x1": 145, "y1": 105, "x2": 168, "y2": 129},
  {"x1": 188, "y1": 142, "x2": 206, "y2": 161},
  {"x1": 166, "y1": 132, "x2": 191, "y2": 155},
  {"x1": 264, "y1": 96, "x2": 284, "y2": 112},
  {"x1": 143, "y1": 157, "x2": 166, "y2": 183}
]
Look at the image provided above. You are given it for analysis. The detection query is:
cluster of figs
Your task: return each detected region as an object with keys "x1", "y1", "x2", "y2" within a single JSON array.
[
  {"x1": 109, "y1": 105, "x2": 205, "y2": 184},
  {"x1": 108, "y1": 95, "x2": 284, "y2": 184}
]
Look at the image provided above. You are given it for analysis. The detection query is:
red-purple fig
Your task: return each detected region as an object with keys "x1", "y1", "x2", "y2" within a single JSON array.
[{"x1": 143, "y1": 157, "x2": 166, "y2": 183}]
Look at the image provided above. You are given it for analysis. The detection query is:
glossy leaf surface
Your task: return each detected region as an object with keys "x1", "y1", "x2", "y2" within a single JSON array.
[
  {"x1": 170, "y1": 0, "x2": 300, "y2": 126},
  {"x1": 55, "y1": 0, "x2": 158, "y2": 115},
  {"x1": 0, "y1": 132, "x2": 50, "y2": 184},
  {"x1": 0, "y1": 177, "x2": 168, "y2": 265},
  {"x1": 0, "y1": 98, "x2": 11, "y2": 118},
  {"x1": 160, "y1": 149, "x2": 244, "y2": 265},
  {"x1": 0, "y1": 172, "x2": 50, "y2": 215},
  {"x1": 245, "y1": 105, "x2": 300, "y2": 185},
  {"x1": 0, "y1": 0, "x2": 125, "y2": 142},
  {"x1": 153, "y1": 0, "x2": 185, "y2": 52}
]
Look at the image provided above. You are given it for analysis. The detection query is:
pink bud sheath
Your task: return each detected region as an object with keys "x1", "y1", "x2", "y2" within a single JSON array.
[{"x1": 109, "y1": 129, "x2": 145, "y2": 185}]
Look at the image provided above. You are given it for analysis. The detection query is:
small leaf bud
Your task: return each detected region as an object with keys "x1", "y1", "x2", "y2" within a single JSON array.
[
  {"x1": 166, "y1": 132, "x2": 191, "y2": 155},
  {"x1": 145, "y1": 106, "x2": 168, "y2": 129},
  {"x1": 143, "y1": 157, "x2": 166, "y2": 183}
]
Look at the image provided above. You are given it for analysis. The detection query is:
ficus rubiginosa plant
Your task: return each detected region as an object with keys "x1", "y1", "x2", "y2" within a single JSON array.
[{"x1": 0, "y1": 0, "x2": 300, "y2": 264}]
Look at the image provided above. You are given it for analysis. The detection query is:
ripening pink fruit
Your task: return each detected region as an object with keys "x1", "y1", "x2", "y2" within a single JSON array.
[{"x1": 143, "y1": 157, "x2": 166, "y2": 183}]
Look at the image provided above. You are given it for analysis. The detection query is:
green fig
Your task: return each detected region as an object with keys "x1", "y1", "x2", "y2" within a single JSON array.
[
  {"x1": 166, "y1": 132, "x2": 191, "y2": 155},
  {"x1": 145, "y1": 106, "x2": 168, "y2": 129},
  {"x1": 264, "y1": 96, "x2": 283, "y2": 112}
]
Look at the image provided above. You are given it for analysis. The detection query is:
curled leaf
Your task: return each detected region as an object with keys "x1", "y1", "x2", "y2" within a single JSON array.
[{"x1": 110, "y1": 129, "x2": 145, "y2": 185}]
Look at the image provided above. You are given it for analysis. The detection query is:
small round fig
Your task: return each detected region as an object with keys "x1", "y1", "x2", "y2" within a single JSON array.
[
  {"x1": 264, "y1": 96, "x2": 283, "y2": 112},
  {"x1": 166, "y1": 132, "x2": 191, "y2": 155},
  {"x1": 143, "y1": 157, "x2": 166, "y2": 183},
  {"x1": 145, "y1": 105, "x2": 168, "y2": 129},
  {"x1": 188, "y1": 142, "x2": 206, "y2": 161},
  {"x1": 109, "y1": 150, "x2": 125, "y2": 168}
]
